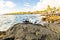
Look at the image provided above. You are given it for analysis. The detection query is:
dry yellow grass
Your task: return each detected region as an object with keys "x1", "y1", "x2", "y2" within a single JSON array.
[{"x1": 45, "y1": 15, "x2": 60, "y2": 23}]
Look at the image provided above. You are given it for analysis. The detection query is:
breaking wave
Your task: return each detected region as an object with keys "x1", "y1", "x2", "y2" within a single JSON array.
[{"x1": 0, "y1": 14, "x2": 45, "y2": 31}]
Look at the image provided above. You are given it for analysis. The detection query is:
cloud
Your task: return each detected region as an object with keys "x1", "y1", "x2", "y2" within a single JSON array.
[
  {"x1": 0, "y1": 0, "x2": 5, "y2": 8},
  {"x1": 5, "y1": 1, "x2": 16, "y2": 8},
  {"x1": 24, "y1": 3, "x2": 30, "y2": 7},
  {"x1": 0, "y1": 0, "x2": 16, "y2": 14},
  {"x1": 33, "y1": 0, "x2": 60, "y2": 11},
  {"x1": 0, "y1": 8, "x2": 19, "y2": 14}
]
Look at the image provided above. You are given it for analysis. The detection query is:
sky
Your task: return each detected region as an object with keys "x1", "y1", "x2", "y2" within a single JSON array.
[{"x1": 0, "y1": 0, "x2": 60, "y2": 14}]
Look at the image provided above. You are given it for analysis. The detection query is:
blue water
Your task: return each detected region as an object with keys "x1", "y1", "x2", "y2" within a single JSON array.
[
  {"x1": 0, "y1": 14, "x2": 43, "y2": 31},
  {"x1": 15, "y1": 14, "x2": 41, "y2": 23}
]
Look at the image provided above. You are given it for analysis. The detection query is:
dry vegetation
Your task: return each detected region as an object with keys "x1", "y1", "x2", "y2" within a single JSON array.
[{"x1": 5, "y1": 5, "x2": 60, "y2": 15}]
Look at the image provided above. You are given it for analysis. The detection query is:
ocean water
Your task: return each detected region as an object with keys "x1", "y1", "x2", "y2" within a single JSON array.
[
  {"x1": 15, "y1": 14, "x2": 41, "y2": 23},
  {"x1": 0, "y1": 14, "x2": 45, "y2": 31}
]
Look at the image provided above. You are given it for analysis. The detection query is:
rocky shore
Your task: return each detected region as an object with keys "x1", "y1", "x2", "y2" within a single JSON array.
[{"x1": 1, "y1": 23, "x2": 60, "y2": 40}]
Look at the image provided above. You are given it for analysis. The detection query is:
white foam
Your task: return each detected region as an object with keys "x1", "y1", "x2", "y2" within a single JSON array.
[{"x1": 0, "y1": 15, "x2": 16, "y2": 31}]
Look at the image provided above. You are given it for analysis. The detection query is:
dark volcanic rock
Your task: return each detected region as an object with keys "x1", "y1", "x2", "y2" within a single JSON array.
[{"x1": 4, "y1": 23, "x2": 60, "y2": 40}]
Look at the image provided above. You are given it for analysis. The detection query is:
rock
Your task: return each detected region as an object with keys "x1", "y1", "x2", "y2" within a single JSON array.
[{"x1": 3, "y1": 23, "x2": 60, "y2": 40}]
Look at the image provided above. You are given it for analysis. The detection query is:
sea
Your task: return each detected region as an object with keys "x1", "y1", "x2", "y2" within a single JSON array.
[{"x1": 0, "y1": 14, "x2": 45, "y2": 31}]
